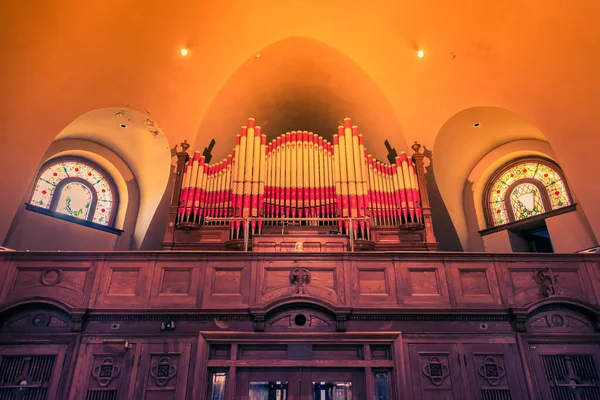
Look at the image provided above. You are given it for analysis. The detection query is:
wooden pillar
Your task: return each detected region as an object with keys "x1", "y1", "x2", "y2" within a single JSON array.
[
  {"x1": 411, "y1": 142, "x2": 438, "y2": 249},
  {"x1": 162, "y1": 140, "x2": 190, "y2": 248}
]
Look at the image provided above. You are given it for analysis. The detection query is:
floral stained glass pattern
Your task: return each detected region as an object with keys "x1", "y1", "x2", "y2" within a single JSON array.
[
  {"x1": 488, "y1": 160, "x2": 570, "y2": 227},
  {"x1": 55, "y1": 182, "x2": 93, "y2": 219},
  {"x1": 30, "y1": 160, "x2": 115, "y2": 226},
  {"x1": 510, "y1": 183, "x2": 545, "y2": 221}
]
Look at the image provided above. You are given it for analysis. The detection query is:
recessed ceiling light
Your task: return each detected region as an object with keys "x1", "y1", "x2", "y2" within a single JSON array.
[
  {"x1": 417, "y1": 50, "x2": 424, "y2": 58},
  {"x1": 120, "y1": 124, "x2": 127, "y2": 129},
  {"x1": 180, "y1": 48, "x2": 189, "y2": 56},
  {"x1": 474, "y1": 123, "x2": 480, "y2": 127}
]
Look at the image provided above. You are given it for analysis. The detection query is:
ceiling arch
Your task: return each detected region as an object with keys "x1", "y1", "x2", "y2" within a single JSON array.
[
  {"x1": 433, "y1": 106, "x2": 547, "y2": 248},
  {"x1": 194, "y1": 37, "x2": 407, "y2": 162}
]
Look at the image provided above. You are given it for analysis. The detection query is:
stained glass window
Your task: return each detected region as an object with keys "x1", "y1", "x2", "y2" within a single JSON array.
[
  {"x1": 29, "y1": 159, "x2": 116, "y2": 226},
  {"x1": 487, "y1": 159, "x2": 571, "y2": 227}
]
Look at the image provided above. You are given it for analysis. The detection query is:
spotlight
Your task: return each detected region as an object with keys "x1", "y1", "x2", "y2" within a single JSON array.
[{"x1": 417, "y1": 50, "x2": 424, "y2": 58}]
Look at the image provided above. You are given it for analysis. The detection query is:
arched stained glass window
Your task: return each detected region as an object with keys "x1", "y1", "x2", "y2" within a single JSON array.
[
  {"x1": 485, "y1": 158, "x2": 572, "y2": 227},
  {"x1": 29, "y1": 158, "x2": 117, "y2": 227}
]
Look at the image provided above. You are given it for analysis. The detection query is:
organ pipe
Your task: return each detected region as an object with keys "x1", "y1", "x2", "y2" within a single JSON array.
[{"x1": 176, "y1": 117, "x2": 427, "y2": 240}]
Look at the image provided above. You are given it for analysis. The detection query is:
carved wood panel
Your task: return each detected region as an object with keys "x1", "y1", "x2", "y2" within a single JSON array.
[
  {"x1": 148, "y1": 261, "x2": 203, "y2": 308},
  {"x1": 528, "y1": 343, "x2": 600, "y2": 399},
  {"x1": 496, "y1": 261, "x2": 595, "y2": 306},
  {"x1": 527, "y1": 310, "x2": 596, "y2": 333},
  {"x1": 0, "y1": 344, "x2": 68, "y2": 400},
  {"x1": 461, "y1": 343, "x2": 527, "y2": 399},
  {"x1": 95, "y1": 260, "x2": 153, "y2": 308},
  {"x1": 399, "y1": 262, "x2": 450, "y2": 307},
  {"x1": 202, "y1": 261, "x2": 250, "y2": 308},
  {"x1": 447, "y1": 262, "x2": 501, "y2": 306},
  {"x1": 351, "y1": 261, "x2": 399, "y2": 307},
  {"x1": 133, "y1": 341, "x2": 192, "y2": 400},
  {"x1": 0, "y1": 259, "x2": 95, "y2": 307},
  {"x1": 256, "y1": 259, "x2": 343, "y2": 307},
  {"x1": 407, "y1": 343, "x2": 464, "y2": 399},
  {"x1": 69, "y1": 341, "x2": 139, "y2": 400}
]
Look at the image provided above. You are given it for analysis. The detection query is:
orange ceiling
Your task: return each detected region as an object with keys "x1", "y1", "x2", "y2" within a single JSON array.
[{"x1": 1, "y1": 0, "x2": 600, "y2": 244}]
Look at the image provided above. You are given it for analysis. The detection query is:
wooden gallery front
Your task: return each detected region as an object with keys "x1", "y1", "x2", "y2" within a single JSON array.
[{"x1": 1, "y1": 121, "x2": 600, "y2": 399}]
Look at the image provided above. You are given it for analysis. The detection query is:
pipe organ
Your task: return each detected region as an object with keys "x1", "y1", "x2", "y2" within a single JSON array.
[{"x1": 165, "y1": 117, "x2": 437, "y2": 251}]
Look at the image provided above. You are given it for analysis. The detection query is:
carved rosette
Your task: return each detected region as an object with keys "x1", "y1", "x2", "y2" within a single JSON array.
[
  {"x1": 92, "y1": 357, "x2": 121, "y2": 387},
  {"x1": 40, "y1": 268, "x2": 63, "y2": 286},
  {"x1": 150, "y1": 356, "x2": 178, "y2": 387},
  {"x1": 478, "y1": 356, "x2": 506, "y2": 386},
  {"x1": 422, "y1": 356, "x2": 450, "y2": 386}
]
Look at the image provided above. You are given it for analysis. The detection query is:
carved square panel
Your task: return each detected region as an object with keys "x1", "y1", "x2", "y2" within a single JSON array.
[
  {"x1": 108, "y1": 270, "x2": 139, "y2": 295},
  {"x1": 409, "y1": 270, "x2": 439, "y2": 295},
  {"x1": 1, "y1": 260, "x2": 95, "y2": 307},
  {"x1": 95, "y1": 260, "x2": 152, "y2": 308},
  {"x1": 213, "y1": 269, "x2": 242, "y2": 294},
  {"x1": 352, "y1": 261, "x2": 398, "y2": 306},
  {"x1": 202, "y1": 261, "x2": 250, "y2": 308},
  {"x1": 460, "y1": 270, "x2": 490, "y2": 295},
  {"x1": 399, "y1": 262, "x2": 450, "y2": 306},
  {"x1": 447, "y1": 262, "x2": 501, "y2": 305},
  {"x1": 149, "y1": 261, "x2": 202, "y2": 308},
  {"x1": 359, "y1": 270, "x2": 387, "y2": 294},
  {"x1": 160, "y1": 270, "x2": 190, "y2": 294}
]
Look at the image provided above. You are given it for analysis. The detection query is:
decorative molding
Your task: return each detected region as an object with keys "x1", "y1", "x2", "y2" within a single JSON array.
[
  {"x1": 290, "y1": 268, "x2": 311, "y2": 294},
  {"x1": 478, "y1": 356, "x2": 506, "y2": 386},
  {"x1": 92, "y1": 357, "x2": 121, "y2": 387},
  {"x1": 150, "y1": 356, "x2": 177, "y2": 387},
  {"x1": 422, "y1": 356, "x2": 450, "y2": 386},
  {"x1": 40, "y1": 268, "x2": 63, "y2": 286},
  {"x1": 535, "y1": 267, "x2": 562, "y2": 297}
]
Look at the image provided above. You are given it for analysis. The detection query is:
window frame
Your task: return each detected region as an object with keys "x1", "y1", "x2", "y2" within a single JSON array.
[
  {"x1": 483, "y1": 157, "x2": 573, "y2": 229},
  {"x1": 26, "y1": 156, "x2": 121, "y2": 233}
]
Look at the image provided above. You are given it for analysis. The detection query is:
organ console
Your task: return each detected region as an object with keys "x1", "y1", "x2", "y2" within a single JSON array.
[{"x1": 163, "y1": 117, "x2": 437, "y2": 251}]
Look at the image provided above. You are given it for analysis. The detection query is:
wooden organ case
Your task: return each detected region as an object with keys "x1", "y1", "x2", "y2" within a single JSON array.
[{"x1": 162, "y1": 117, "x2": 438, "y2": 251}]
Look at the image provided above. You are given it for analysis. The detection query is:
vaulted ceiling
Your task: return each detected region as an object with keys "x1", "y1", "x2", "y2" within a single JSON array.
[{"x1": 1, "y1": 0, "x2": 599, "y2": 246}]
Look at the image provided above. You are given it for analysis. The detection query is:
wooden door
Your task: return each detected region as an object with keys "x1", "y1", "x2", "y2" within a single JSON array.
[
  {"x1": 299, "y1": 368, "x2": 364, "y2": 400},
  {"x1": 133, "y1": 341, "x2": 192, "y2": 400},
  {"x1": 528, "y1": 343, "x2": 600, "y2": 399},
  {"x1": 460, "y1": 343, "x2": 528, "y2": 400},
  {"x1": 0, "y1": 344, "x2": 68, "y2": 400},
  {"x1": 68, "y1": 341, "x2": 139, "y2": 400},
  {"x1": 407, "y1": 343, "x2": 464, "y2": 400}
]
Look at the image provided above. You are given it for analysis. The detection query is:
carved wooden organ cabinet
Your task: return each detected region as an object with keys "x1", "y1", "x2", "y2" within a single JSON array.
[
  {"x1": 1, "y1": 117, "x2": 600, "y2": 400},
  {"x1": 163, "y1": 117, "x2": 437, "y2": 251}
]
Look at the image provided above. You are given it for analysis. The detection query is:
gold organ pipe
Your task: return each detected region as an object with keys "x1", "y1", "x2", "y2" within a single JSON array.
[
  {"x1": 343, "y1": 119, "x2": 358, "y2": 238},
  {"x1": 318, "y1": 136, "x2": 326, "y2": 221},
  {"x1": 290, "y1": 132, "x2": 298, "y2": 217},
  {"x1": 250, "y1": 126, "x2": 262, "y2": 232},
  {"x1": 352, "y1": 126, "x2": 366, "y2": 237},
  {"x1": 257, "y1": 134, "x2": 267, "y2": 232}
]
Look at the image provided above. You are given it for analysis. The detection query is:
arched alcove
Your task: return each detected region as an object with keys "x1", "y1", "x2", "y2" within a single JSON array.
[
  {"x1": 433, "y1": 107, "x2": 547, "y2": 250},
  {"x1": 194, "y1": 37, "x2": 407, "y2": 162},
  {"x1": 53, "y1": 108, "x2": 170, "y2": 249}
]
